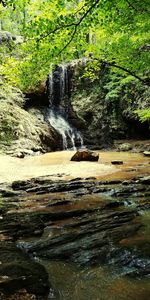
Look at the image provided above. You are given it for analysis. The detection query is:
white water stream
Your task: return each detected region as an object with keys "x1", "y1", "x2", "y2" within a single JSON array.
[
  {"x1": 48, "y1": 64, "x2": 84, "y2": 150},
  {"x1": 48, "y1": 110, "x2": 83, "y2": 150}
]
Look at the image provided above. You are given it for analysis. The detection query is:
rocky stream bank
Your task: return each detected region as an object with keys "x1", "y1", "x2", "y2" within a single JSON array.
[{"x1": 0, "y1": 155, "x2": 150, "y2": 300}]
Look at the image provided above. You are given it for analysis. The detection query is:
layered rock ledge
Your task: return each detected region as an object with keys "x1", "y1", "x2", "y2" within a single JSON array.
[{"x1": 0, "y1": 175, "x2": 149, "y2": 297}]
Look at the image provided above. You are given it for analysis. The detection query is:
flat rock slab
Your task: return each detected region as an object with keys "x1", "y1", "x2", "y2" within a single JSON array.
[{"x1": 71, "y1": 149, "x2": 99, "y2": 161}]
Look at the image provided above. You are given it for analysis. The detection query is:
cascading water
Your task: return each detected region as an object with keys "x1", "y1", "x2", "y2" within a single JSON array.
[
  {"x1": 47, "y1": 64, "x2": 83, "y2": 150},
  {"x1": 48, "y1": 110, "x2": 76, "y2": 150}
]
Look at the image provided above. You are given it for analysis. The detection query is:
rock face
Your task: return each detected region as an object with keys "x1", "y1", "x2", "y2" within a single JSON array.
[
  {"x1": 1, "y1": 60, "x2": 150, "y2": 155},
  {"x1": 71, "y1": 149, "x2": 99, "y2": 161},
  {"x1": 0, "y1": 31, "x2": 16, "y2": 44},
  {"x1": 70, "y1": 64, "x2": 150, "y2": 148},
  {"x1": 0, "y1": 86, "x2": 62, "y2": 154}
]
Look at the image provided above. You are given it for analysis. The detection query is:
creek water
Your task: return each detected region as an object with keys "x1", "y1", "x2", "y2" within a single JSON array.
[
  {"x1": 42, "y1": 260, "x2": 150, "y2": 300},
  {"x1": 0, "y1": 151, "x2": 149, "y2": 183},
  {"x1": 33, "y1": 152, "x2": 149, "y2": 299},
  {"x1": 0, "y1": 150, "x2": 150, "y2": 300},
  {"x1": 35, "y1": 204, "x2": 150, "y2": 300}
]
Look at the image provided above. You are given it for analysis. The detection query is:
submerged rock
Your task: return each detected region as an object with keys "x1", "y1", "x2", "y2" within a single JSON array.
[
  {"x1": 18, "y1": 208, "x2": 141, "y2": 268},
  {"x1": 71, "y1": 149, "x2": 99, "y2": 161}
]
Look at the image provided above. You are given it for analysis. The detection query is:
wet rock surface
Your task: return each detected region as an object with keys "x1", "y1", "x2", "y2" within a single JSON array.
[{"x1": 0, "y1": 175, "x2": 150, "y2": 298}]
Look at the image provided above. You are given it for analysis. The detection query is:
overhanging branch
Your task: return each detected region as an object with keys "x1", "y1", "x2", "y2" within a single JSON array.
[
  {"x1": 125, "y1": 0, "x2": 149, "y2": 13},
  {"x1": 95, "y1": 58, "x2": 150, "y2": 86},
  {"x1": 58, "y1": 26, "x2": 77, "y2": 56},
  {"x1": 56, "y1": 0, "x2": 100, "y2": 56},
  {"x1": 38, "y1": 0, "x2": 100, "y2": 42}
]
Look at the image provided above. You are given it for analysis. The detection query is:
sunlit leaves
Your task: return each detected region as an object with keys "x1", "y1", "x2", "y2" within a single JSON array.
[
  {"x1": 0, "y1": 0, "x2": 150, "y2": 90},
  {"x1": 135, "y1": 109, "x2": 150, "y2": 122}
]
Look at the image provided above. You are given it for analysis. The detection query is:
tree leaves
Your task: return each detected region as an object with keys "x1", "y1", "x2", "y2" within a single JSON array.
[{"x1": 0, "y1": 0, "x2": 149, "y2": 90}]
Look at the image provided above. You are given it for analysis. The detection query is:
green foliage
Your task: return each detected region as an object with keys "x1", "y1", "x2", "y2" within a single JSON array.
[
  {"x1": 135, "y1": 109, "x2": 150, "y2": 122},
  {"x1": 0, "y1": 0, "x2": 149, "y2": 90}
]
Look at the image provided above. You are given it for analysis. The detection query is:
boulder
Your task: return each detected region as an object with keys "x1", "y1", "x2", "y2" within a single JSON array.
[{"x1": 71, "y1": 149, "x2": 99, "y2": 162}]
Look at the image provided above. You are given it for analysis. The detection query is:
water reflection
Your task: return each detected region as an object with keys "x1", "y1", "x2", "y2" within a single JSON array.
[{"x1": 40, "y1": 260, "x2": 150, "y2": 300}]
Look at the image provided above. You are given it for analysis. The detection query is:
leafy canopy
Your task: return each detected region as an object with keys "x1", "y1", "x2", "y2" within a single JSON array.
[{"x1": 0, "y1": 0, "x2": 150, "y2": 90}]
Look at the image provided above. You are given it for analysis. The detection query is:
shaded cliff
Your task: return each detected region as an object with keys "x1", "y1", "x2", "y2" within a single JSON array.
[{"x1": 70, "y1": 64, "x2": 150, "y2": 148}]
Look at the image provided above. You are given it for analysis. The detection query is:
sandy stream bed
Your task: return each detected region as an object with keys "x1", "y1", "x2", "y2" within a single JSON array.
[{"x1": 0, "y1": 150, "x2": 149, "y2": 183}]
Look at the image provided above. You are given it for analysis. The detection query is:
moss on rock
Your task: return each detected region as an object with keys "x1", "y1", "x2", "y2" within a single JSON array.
[{"x1": 0, "y1": 84, "x2": 60, "y2": 154}]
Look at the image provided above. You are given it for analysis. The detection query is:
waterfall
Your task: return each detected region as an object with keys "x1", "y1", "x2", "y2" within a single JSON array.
[
  {"x1": 47, "y1": 64, "x2": 83, "y2": 150},
  {"x1": 48, "y1": 110, "x2": 76, "y2": 150},
  {"x1": 60, "y1": 64, "x2": 68, "y2": 101},
  {"x1": 48, "y1": 71, "x2": 54, "y2": 105}
]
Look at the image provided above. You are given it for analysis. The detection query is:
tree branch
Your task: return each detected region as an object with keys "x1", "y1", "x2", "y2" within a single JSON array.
[
  {"x1": 56, "y1": 0, "x2": 100, "y2": 56},
  {"x1": 108, "y1": 62, "x2": 144, "y2": 82},
  {"x1": 37, "y1": 22, "x2": 77, "y2": 41},
  {"x1": 125, "y1": 0, "x2": 139, "y2": 11},
  {"x1": 38, "y1": 0, "x2": 100, "y2": 42},
  {"x1": 96, "y1": 59, "x2": 150, "y2": 86},
  {"x1": 125, "y1": 0, "x2": 149, "y2": 13},
  {"x1": 0, "y1": 0, "x2": 6, "y2": 6},
  {"x1": 58, "y1": 26, "x2": 77, "y2": 56},
  {"x1": 74, "y1": 3, "x2": 87, "y2": 16},
  {"x1": 76, "y1": 0, "x2": 100, "y2": 27}
]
